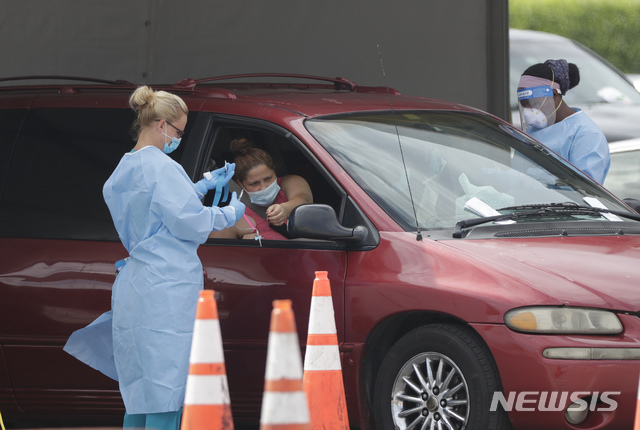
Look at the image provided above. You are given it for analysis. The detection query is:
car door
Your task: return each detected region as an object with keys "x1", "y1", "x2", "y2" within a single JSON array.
[
  {"x1": 199, "y1": 242, "x2": 347, "y2": 422},
  {"x1": 0, "y1": 105, "x2": 29, "y2": 416},
  {"x1": 188, "y1": 118, "x2": 351, "y2": 421},
  {"x1": 0, "y1": 105, "x2": 136, "y2": 419}
]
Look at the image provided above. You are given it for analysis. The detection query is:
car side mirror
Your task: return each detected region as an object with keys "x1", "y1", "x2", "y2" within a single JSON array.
[{"x1": 287, "y1": 204, "x2": 368, "y2": 242}]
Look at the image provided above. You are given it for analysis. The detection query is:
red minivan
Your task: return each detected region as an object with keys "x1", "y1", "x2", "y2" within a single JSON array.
[{"x1": 1, "y1": 75, "x2": 640, "y2": 430}]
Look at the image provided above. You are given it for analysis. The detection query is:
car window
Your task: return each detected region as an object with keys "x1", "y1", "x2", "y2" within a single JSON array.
[
  {"x1": 306, "y1": 111, "x2": 630, "y2": 232},
  {"x1": 201, "y1": 122, "x2": 346, "y2": 243},
  {"x1": 510, "y1": 33, "x2": 640, "y2": 109},
  {"x1": 604, "y1": 149, "x2": 640, "y2": 201},
  {"x1": 0, "y1": 109, "x2": 27, "y2": 192},
  {"x1": 0, "y1": 108, "x2": 136, "y2": 240}
]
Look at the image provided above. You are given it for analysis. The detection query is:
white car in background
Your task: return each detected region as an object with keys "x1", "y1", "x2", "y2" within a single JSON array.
[{"x1": 510, "y1": 29, "x2": 640, "y2": 142}]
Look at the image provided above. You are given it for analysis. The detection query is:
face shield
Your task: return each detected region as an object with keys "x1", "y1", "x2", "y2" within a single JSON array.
[{"x1": 517, "y1": 85, "x2": 558, "y2": 131}]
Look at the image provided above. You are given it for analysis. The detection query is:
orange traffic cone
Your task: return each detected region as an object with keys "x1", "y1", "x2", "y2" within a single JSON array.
[
  {"x1": 303, "y1": 271, "x2": 349, "y2": 429},
  {"x1": 634, "y1": 373, "x2": 640, "y2": 429},
  {"x1": 260, "y1": 300, "x2": 311, "y2": 430},
  {"x1": 181, "y1": 290, "x2": 233, "y2": 430}
]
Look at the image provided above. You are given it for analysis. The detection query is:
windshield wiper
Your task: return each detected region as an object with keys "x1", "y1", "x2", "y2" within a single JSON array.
[
  {"x1": 453, "y1": 210, "x2": 574, "y2": 238},
  {"x1": 452, "y1": 202, "x2": 640, "y2": 239},
  {"x1": 498, "y1": 202, "x2": 640, "y2": 221}
]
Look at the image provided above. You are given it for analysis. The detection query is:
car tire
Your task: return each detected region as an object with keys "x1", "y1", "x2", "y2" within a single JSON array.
[{"x1": 373, "y1": 323, "x2": 512, "y2": 430}]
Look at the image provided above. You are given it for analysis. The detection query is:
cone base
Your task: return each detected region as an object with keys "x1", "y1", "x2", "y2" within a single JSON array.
[
  {"x1": 303, "y1": 371, "x2": 349, "y2": 430},
  {"x1": 260, "y1": 425, "x2": 311, "y2": 430},
  {"x1": 181, "y1": 404, "x2": 234, "y2": 430}
]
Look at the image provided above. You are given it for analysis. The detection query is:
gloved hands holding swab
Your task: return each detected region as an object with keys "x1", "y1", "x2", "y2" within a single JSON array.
[
  {"x1": 227, "y1": 191, "x2": 245, "y2": 222},
  {"x1": 194, "y1": 163, "x2": 236, "y2": 196}
]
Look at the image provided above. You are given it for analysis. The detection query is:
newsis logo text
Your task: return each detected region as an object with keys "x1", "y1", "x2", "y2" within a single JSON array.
[{"x1": 490, "y1": 391, "x2": 620, "y2": 412}]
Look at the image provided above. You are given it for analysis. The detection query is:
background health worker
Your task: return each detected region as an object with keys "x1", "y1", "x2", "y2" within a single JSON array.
[
  {"x1": 517, "y1": 59, "x2": 610, "y2": 184},
  {"x1": 98, "y1": 86, "x2": 243, "y2": 430}
]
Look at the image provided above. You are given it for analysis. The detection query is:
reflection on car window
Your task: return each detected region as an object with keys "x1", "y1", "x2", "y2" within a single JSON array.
[
  {"x1": 306, "y1": 111, "x2": 630, "y2": 232},
  {"x1": 604, "y1": 149, "x2": 640, "y2": 201}
]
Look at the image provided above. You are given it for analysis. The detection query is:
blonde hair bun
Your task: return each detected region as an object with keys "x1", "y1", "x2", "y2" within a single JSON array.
[
  {"x1": 128, "y1": 86, "x2": 188, "y2": 139},
  {"x1": 129, "y1": 86, "x2": 156, "y2": 111}
]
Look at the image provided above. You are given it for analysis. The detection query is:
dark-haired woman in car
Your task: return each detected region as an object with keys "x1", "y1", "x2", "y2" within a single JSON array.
[{"x1": 209, "y1": 137, "x2": 313, "y2": 240}]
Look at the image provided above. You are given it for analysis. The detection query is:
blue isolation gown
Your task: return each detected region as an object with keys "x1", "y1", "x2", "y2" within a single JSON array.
[
  {"x1": 66, "y1": 145, "x2": 237, "y2": 415},
  {"x1": 529, "y1": 109, "x2": 610, "y2": 184}
]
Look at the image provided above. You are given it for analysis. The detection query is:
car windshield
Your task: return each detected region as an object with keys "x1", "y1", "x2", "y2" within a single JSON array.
[
  {"x1": 306, "y1": 111, "x2": 631, "y2": 231},
  {"x1": 510, "y1": 32, "x2": 640, "y2": 109}
]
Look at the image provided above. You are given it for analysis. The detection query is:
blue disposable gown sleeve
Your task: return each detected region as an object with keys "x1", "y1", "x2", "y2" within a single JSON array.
[
  {"x1": 530, "y1": 111, "x2": 610, "y2": 185},
  {"x1": 63, "y1": 311, "x2": 118, "y2": 381},
  {"x1": 568, "y1": 126, "x2": 610, "y2": 184},
  {"x1": 142, "y1": 151, "x2": 237, "y2": 241}
]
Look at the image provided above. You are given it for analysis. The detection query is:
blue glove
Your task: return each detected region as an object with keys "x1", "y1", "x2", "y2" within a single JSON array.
[
  {"x1": 115, "y1": 257, "x2": 129, "y2": 276},
  {"x1": 194, "y1": 163, "x2": 236, "y2": 197},
  {"x1": 227, "y1": 191, "x2": 245, "y2": 223}
]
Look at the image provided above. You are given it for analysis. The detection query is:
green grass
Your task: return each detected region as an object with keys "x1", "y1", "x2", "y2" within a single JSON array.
[{"x1": 510, "y1": 0, "x2": 640, "y2": 73}]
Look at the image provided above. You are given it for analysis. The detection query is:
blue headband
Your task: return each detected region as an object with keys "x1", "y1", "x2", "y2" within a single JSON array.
[{"x1": 517, "y1": 85, "x2": 554, "y2": 101}]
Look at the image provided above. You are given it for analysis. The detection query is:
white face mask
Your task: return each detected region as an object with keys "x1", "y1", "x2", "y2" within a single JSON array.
[
  {"x1": 247, "y1": 179, "x2": 281, "y2": 207},
  {"x1": 517, "y1": 84, "x2": 562, "y2": 131},
  {"x1": 522, "y1": 107, "x2": 556, "y2": 129}
]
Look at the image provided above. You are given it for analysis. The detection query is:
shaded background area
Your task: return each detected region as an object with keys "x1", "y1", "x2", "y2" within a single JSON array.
[{"x1": 0, "y1": 0, "x2": 509, "y2": 119}]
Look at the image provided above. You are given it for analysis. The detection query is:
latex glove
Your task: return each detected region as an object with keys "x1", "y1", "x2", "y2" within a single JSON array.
[
  {"x1": 194, "y1": 163, "x2": 236, "y2": 196},
  {"x1": 227, "y1": 191, "x2": 246, "y2": 223}
]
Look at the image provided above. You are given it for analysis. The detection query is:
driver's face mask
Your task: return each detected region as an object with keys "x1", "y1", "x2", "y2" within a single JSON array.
[
  {"x1": 246, "y1": 179, "x2": 281, "y2": 207},
  {"x1": 517, "y1": 85, "x2": 560, "y2": 130}
]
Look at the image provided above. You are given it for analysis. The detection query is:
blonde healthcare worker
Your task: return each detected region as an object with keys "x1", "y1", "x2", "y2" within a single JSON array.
[
  {"x1": 64, "y1": 86, "x2": 245, "y2": 430},
  {"x1": 517, "y1": 59, "x2": 610, "y2": 184}
]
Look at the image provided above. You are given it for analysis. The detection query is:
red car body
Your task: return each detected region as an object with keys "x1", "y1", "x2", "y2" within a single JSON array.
[{"x1": 1, "y1": 75, "x2": 639, "y2": 429}]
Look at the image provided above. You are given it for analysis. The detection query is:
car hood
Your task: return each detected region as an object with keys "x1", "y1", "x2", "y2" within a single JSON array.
[{"x1": 439, "y1": 235, "x2": 640, "y2": 312}]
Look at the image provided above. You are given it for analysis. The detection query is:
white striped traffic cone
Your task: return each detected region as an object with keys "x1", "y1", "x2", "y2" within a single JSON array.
[
  {"x1": 303, "y1": 271, "x2": 349, "y2": 429},
  {"x1": 260, "y1": 300, "x2": 311, "y2": 430},
  {"x1": 181, "y1": 290, "x2": 234, "y2": 430}
]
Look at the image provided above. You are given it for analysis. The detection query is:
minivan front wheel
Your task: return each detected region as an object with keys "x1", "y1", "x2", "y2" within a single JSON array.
[{"x1": 373, "y1": 323, "x2": 511, "y2": 430}]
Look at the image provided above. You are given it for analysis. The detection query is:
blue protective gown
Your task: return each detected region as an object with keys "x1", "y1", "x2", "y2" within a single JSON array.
[
  {"x1": 100, "y1": 145, "x2": 235, "y2": 414},
  {"x1": 529, "y1": 109, "x2": 610, "y2": 184}
]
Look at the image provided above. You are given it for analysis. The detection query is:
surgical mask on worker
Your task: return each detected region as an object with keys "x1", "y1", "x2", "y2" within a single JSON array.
[
  {"x1": 247, "y1": 179, "x2": 280, "y2": 207},
  {"x1": 161, "y1": 126, "x2": 181, "y2": 154},
  {"x1": 517, "y1": 85, "x2": 559, "y2": 131}
]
